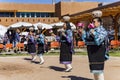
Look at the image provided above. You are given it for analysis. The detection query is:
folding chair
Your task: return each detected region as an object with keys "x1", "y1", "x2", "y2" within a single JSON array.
[
  {"x1": 5, "y1": 43, "x2": 13, "y2": 52},
  {"x1": 77, "y1": 41, "x2": 85, "y2": 48},
  {"x1": 118, "y1": 41, "x2": 120, "y2": 50},
  {"x1": 110, "y1": 40, "x2": 119, "y2": 50},
  {"x1": 0, "y1": 44, "x2": 4, "y2": 53},
  {"x1": 16, "y1": 43, "x2": 25, "y2": 52},
  {"x1": 50, "y1": 41, "x2": 60, "y2": 49}
]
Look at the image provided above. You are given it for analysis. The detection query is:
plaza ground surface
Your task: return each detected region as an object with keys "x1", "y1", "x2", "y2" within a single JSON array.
[{"x1": 0, "y1": 55, "x2": 120, "y2": 80}]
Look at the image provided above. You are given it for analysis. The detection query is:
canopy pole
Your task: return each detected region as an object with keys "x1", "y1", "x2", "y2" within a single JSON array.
[{"x1": 111, "y1": 14, "x2": 120, "y2": 40}]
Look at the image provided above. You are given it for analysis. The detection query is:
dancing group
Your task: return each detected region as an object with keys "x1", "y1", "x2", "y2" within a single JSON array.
[
  {"x1": 27, "y1": 16, "x2": 108, "y2": 80},
  {"x1": 27, "y1": 24, "x2": 46, "y2": 65}
]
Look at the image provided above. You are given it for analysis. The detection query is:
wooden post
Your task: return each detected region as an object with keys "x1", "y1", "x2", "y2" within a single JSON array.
[
  {"x1": 111, "y1": 14, "x2": 120, "y2": 40},
  {"x1": 114, "y1": 18, "x2": 118, "y2": 40}
]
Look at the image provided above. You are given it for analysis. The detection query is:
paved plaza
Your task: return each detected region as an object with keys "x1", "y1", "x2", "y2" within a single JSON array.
[{"x1": 0, "y1": 55, "x2": 120, "y2": 80}]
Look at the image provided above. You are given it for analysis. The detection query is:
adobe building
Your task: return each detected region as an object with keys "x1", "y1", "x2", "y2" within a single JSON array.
[{"x1": 0, "y1": 1, "x2": 99, "y2": 27}]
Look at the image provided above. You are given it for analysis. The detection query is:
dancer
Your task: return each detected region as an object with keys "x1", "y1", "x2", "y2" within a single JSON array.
[
  {"x1": 82, "y1": 17, "x2": 108, "y2": 80},
  {"x1": 27, "y1": 27, "x2": 36, "y2": 61},
  {"x1": 51, "y1": 21, "x2": 74, "y2": 72},
  {"x1": 36, "y1": 24, "x2": 45, "y2": 64}
]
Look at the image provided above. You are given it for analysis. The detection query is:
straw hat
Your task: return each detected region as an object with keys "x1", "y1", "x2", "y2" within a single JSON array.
[{"x1": 63, "y1": 16, "x2": 70, "y2": 22}]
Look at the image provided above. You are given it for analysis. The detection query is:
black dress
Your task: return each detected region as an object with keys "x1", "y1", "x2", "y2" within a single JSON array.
[
  {"x1": 87, "y1": 44, "x2": 106, "y2": 72},
  {"x1": 86, "y1": 32, "x2": 106, "y2": 73},
  {"x1": 60, "y1": 35, "x2": 72, "y2": 64},
  {"x1": 37, "y1": 43, "x2": 44, "y2": 54},
  {"x1": 27, "y1": 37, "x2": 36, "y2": 54},
  {"x1": 36, "y1": 34, "x2": 45, "y2": 55}
]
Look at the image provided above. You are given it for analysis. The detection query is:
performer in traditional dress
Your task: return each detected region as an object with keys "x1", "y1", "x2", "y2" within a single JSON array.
[
  {"x1": 74, "y1": 22, "x2": 84, "y2": 47},
  {"x1": 36, "y1": 24, "x2": 45, "y2": 64},
  {"x1": 82, "y1": 17, "x2": 108, "y2": 80},
  {"x1": 51, "y1": 22, "x2": 74, "y2": 72},
  {"x1": 27, "y1": 27, "x2": 36, "y2": 61}
]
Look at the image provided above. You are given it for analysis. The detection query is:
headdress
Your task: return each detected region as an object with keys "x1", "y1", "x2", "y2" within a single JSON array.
[
  {"x1": 77, "y1": 23, "x2": 84, "y2": 27},
  {"x1": 88, "y1": 23, "x2": 95, "y2": 29}
]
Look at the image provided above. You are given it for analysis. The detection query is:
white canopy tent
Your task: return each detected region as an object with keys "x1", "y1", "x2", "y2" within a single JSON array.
[
  {"x1": 20, "y1": 32, "x2": 28, "y2": 36},
  {"x1": 50, "y1": 22, "x2": 76, "y2": 30},
  {"x1": 50, "y1": 22, "x2": 64, "y2": 27},
  {"x1": 0, "y1": 24, "x2": 8, "y2": 36},
  {"x1": 70, "y1": 22, "x2": 76, "y2": 30},
  {"x1": 33, "y1": 22, "x2": 52, "y2": 30},
  {"x1": 8, "y1": 22, "x2": 33, "y2": 29}
]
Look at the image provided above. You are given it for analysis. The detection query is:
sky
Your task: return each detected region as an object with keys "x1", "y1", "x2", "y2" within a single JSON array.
[{"x1": 0, "y1": 0, "x2": 119, "y2": 4}]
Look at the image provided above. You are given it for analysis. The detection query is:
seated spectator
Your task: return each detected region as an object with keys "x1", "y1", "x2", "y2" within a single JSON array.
[
  {"x1": 108, "y1": 26, "x2": 115, "y2": 42},
  {"x1": 20, "y1": 35, "x2": 26, "y2": 43}
]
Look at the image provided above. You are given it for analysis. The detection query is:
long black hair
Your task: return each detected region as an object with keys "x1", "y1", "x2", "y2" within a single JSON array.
[
  {"x1": 65, "y1": 22, "x2": 71, "y2": 30},
  {"x1": 93, "y1": 17, "x2": 103, "y2": 25}
]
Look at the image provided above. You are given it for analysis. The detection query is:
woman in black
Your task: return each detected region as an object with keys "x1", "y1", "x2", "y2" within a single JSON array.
[
  {"x1": 51, "y1": 22, "x2": 74, "y2": 72},
  {"x1": 27, "y1": 27, "x2": 36, "y2": 61},
  {"x1": 82, "y1": 17, "x2": 108, "y2": 80},
  {"x1": 36, "y1": 24, "x2": 45, "y2": 64}
]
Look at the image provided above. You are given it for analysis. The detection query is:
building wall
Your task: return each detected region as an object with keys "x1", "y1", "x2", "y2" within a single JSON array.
[
  {"x1": 59, "y1": 2, "x2": 99, "y2": 16},
  {"x1": 0, "y1": 17, "x2": 59, "y2": 27},
  {"x1": 0, "y1": 3, "x2": 57, "y2": 27},
  {"x1": 55, "y1": 2, "x2": 61, "y2": 18},
  {"x1": 0, "y1": 3, "x2": 55, "y2": 12},
  {"x1": 0, "y1": 2, "x2": 99, "y2": 27}
]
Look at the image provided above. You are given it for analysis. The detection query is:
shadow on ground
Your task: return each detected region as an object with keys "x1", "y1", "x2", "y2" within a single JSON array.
[
  {"x1": 24, "y1": 58, "x2": 32, "y2": 60},
  {"x1": 62, "y1": 75, "x2": 93, "y2": 80},
  {"x1": 49, "y1": 66, "x2": 65, "y2": 72},
  {"x1": 23, "y1": 58, "x2": 40, "y2": 64}
]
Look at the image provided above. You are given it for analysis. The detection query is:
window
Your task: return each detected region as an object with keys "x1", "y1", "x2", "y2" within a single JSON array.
[
  {"x1": 16, "y1": 12, "x2": 20, "y2": 17},
  {"x1": 15, "y1": 12, "x2": 55, "y2": 18},
  {"x1": 41, "y1": 13, "x2": 45, "y2": 17},
  {"x1": 0, "y1": 12, "x2": 54, "y2": 17},
  {"x1": 0, "y1": 12, "x2": 14, "y2": 17},
  {"x1": 31, "y1": 12, "x2": 34, "y2": 17},
  {"x1": 26, "y1": 12, "x2": 30, "y2": 17},
  {"x1": 0, "y1": 13, "x2": 4, "y2": 17},
  {"x1": 9, "y1": 12, "x2": 14, "y2": 17},
  {"x1": 46, "y1": 13, "x2": 49, "y2": 17},
  {"x1": 36, "y1": 13, "x2": 40, "y2": 17},
  {"x1": 21, "y1": 13, "x2": 25, "y2": 17}
]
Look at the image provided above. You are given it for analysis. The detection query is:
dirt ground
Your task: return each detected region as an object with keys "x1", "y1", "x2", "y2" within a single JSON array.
[{"x1": 0, "y1": 55, "x2": 120, "y2": 80}]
